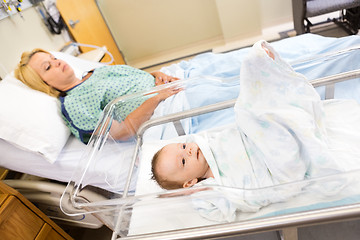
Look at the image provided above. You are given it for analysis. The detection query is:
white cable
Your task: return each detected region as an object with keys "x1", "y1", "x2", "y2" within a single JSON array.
[{"x1": 70, "y1": 42, "x2": 115, "y2": 65}]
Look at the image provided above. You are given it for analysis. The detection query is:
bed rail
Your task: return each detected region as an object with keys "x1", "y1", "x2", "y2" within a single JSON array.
[
  {"x1": 119, "y1": 203, "x2": 360, "y2": 240},
  {"x1": 137, "y1": 68, "x2": 360, "y2": 141}
]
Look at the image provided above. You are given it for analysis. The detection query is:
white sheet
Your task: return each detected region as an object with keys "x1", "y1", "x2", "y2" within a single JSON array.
[
  {"x1": 0, "y1": 136, "x2": 84, "y2": 182},
  {"x1": 0, "y1": 136, "x2": 137, "y2": 191}
]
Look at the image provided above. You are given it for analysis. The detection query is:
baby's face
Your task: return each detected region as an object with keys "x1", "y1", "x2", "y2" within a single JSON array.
[{"x1": 157, "y1": 142, "x2": 209, "y2": 188}]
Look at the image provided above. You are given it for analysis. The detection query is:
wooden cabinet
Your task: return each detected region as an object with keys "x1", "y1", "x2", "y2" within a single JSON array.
[{"x1": 0, "y1": 181, "x2": 73, "y2": 240}]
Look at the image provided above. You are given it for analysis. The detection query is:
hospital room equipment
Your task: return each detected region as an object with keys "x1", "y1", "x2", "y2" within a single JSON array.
[
  {"x1": 292, "y1": 0, "x2": 360, "y2": 35},
  {"x1": 57, "y1": 34, "x2": 360, "y2": 239},
  {"x1": 0, "y1": 0, "x2": 30, "y2": 19},
  {"x1": 1, "y1": 33, "x2": 360, "y2": 237}
]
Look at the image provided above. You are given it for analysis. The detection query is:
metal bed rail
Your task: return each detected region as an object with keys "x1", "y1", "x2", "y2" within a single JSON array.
[{"x1": 119, "y1": 203, "x2": 360, "y2": 240}]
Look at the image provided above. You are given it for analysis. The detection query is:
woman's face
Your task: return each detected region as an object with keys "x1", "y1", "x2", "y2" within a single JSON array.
[{"x1": 28, "y1": 52, "x2": 76, "y2": 91}]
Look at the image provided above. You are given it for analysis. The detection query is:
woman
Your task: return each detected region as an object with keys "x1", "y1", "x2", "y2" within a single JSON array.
[{"x1": 15, "y1": 49, "x2": 181, "y2": 143}]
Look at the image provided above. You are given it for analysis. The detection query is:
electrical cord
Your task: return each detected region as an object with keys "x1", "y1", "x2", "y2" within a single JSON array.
[{"x1": 69, "y1": 42, "x2": 115, "y2": 65}]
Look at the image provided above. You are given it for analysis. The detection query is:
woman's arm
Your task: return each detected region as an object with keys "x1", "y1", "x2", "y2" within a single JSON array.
[{"x1": 109, "y1": 86, "x2": 182, "y2": 140}]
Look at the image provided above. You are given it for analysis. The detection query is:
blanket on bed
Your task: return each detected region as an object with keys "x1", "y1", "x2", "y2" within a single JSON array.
[
  {"x1": 191, "y1": 41, "x2": 360, "y2": 222},
  {"x1": 145, "y1": 34, "x2": 360, "y2": 143}
]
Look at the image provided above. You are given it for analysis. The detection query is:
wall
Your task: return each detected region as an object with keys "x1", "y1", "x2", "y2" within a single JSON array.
[
  {"x1": 97, "y1": 0, "x2": 293, "y2": 68},
  {"x1": 0, "y1": 7, "x2": 68, "y2": 79},
  {"x1": 97, "y1": 0, "x2": 224, "y2": 67},
  {"x1": 215, "y1": 0, "x2": 262, "y2": 40},
  {"x1": 259, "y1": 0, "x2": 293, "y2": 28},
  {"x1": 0, "y1": 0, "x2": 294, "y2": 76}
]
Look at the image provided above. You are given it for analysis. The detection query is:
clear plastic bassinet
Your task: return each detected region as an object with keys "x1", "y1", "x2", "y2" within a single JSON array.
[{"x1": 60, "y1": 45, "x2": 360, "y2": 240}]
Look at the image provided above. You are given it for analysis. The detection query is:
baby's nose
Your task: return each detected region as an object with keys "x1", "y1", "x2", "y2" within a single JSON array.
[{"x1": 187, "y1": 146, "x2": 192, "y2": 155}]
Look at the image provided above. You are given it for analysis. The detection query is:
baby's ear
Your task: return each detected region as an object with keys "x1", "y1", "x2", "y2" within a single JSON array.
[{"x1": 183, "y1": 178, "x2": 198, "y2": 188}]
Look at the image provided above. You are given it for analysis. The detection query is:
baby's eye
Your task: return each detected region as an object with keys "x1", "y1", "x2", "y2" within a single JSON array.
[
  {"x1": 182, "y1": 159, "x2": 185, "y2": 165},
  {"x1": 182, "y1": 144, "x2": 186, "y2": 149}
]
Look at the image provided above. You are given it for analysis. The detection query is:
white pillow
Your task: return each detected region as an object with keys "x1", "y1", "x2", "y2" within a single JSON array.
[{"x1": 0, "y1": 52, "x2": 104, "y2": 163}]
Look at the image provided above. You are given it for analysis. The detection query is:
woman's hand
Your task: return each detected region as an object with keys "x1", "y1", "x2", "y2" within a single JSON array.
[
  {"x1": 151, "y1": 71, "x2": 180, "y2": 86},
  {"x1": 155, "y1": 86, "x2": 183, "y2": 101},
  {"x1": 109, "y1": 86, "x2": 183, "y2": 141}
]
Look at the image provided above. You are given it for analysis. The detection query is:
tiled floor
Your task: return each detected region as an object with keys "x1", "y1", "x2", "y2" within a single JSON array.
[{"x1": 62, "y1": 21, "x2": 359, "y2": 240}]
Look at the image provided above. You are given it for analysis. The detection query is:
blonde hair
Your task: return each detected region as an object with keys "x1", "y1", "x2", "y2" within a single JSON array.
[{"x1": 14, "y1": 48, "x2": 61, "y2": 98}]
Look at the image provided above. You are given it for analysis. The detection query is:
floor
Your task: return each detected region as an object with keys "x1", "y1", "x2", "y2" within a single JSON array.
[
  {"x1": 60, "y1": 19, "x2": 358, "y2": 240},
  {"x1": 61, "y1": 218, "x2": 360, "y2": 240}
]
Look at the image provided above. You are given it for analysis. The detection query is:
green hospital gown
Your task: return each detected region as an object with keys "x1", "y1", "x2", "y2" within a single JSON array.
[{"x1": 60, "y1": 65, "x2": 155, "y2": 143}]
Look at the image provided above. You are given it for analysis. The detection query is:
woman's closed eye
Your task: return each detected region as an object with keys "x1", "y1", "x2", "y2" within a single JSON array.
[{"x1": 45, "y1": 56, "x2": 57, "y2": 70}]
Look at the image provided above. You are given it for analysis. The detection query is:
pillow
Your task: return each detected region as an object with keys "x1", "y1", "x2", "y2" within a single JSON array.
[{"x1": 0, "y1": 52, "x2": 104, "y2": 163}]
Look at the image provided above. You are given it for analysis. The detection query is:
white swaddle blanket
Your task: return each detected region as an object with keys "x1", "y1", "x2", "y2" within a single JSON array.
[{"x1": 191, "y1": 41, "x2": 360, "y2": 222}]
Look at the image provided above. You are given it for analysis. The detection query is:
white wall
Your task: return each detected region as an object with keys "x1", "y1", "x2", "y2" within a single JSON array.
[
  {"x1": 215, "y1": 0, "x2": 262, "y2": 40},
  {"x1": 97, "y1": 0, "x2": 293, "y2": 68},
  {"x1": 0, "y1": 7, "x2": 68, "y2": 79},
  {"x1": 97, "y1": 0, "x2": 224, "y2": 67},
  {"x1": 0, "y1": 1, "x2": 294, "y2": 75},
  {"x1": 259, "y1": 0, "x2": 293, "y2": 28}
]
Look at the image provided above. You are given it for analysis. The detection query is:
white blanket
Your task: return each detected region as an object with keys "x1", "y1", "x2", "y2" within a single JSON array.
[
  {"x1": 191, "y1": 41, "x2": 360, "y2": 222},
  {"x1": 142, "y1": 90, "x2": 191, "y2": 141}
]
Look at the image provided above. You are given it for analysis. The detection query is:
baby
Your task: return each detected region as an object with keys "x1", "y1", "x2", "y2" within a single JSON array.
[
  {"x1": 151, "y1": 43, "x2": 280, "y2": 190},
  {"x1": 151, "y1": 142, "x2": 213, "y2": 190}
]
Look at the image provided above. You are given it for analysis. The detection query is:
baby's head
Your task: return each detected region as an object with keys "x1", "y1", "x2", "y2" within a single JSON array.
[{"x1": 151, "y1": 142, "x2": 210, "y2": 190}]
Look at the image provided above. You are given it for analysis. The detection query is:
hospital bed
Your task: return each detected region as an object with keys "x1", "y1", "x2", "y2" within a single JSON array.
[
  {"x1": 57, "y1": 33, "x2": 360, "y2": 239},
  {"x1": 0, "y1": 33, "x2": 360, "y2": 236},
  {"x1": 0, "y1": 49, "x2": 109, "y2": 228}
]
